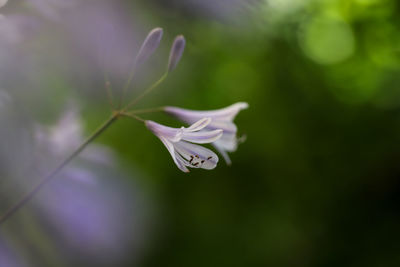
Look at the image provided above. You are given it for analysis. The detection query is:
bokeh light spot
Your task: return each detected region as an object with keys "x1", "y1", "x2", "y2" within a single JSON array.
[
  {"x1": 365, "y1": 23, "x2": 400, "y2": 70},
  {"x1": 298, "y1": 16, "x2": 355, "y2": 65}
]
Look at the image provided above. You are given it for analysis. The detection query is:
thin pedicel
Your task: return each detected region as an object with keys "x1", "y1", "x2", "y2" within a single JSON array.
[
  {"x1": 0, "y1": 27, "x2": 185, "y2": 225},
  {"x1": 0, "y1": 26, "x2": 248, "y2": 225}
]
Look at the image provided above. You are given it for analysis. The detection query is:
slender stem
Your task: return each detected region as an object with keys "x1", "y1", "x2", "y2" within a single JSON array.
[
  {"x1": 120, "y1": 112, "x2": 145, "y2": 122},
  {"x1": 125, "y1": 106, "x2": 165, "y2": 115},
  {"x1": 0, "y1": 113, "x2": 119, "y2": 225},
  {"x1": 103, "y1": 69, "x2": 115, "y2": 110},
  {"x1": 119, "y1": 65, "x2": 137, "y2": 109},
  {"x1": 105, "y1": 80, "x2": 115, "y2": 110},
  {"x1": 123, "y1": 73, "x2": 167, "y2": 111}
]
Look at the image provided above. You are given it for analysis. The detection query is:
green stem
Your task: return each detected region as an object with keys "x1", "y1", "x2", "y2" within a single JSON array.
[
  {"x1": 0, "y1": 113, "x2": 119, "y2": 225},
  {"x1": 119, "y1": 65, "x2": 137, "y2": 109},
  {"x1": 125, "y1": 106, "x2": 165, "y2": 114},
  {"x1": 120, "y1": 112, "x2": 145, "y2": 122},
  {"x1": 123, "y1": 73, "x2": 167, "y2": 111},
  {"x1": 105, "y1": 80, "x2": 115, "y2": 110}
]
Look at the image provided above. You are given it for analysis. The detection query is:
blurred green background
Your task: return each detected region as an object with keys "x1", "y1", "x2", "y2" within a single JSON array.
[
  {"x1": 3, "y1": 0, "x2": 400, "y2": 266},
  {"x1": 114, "y1": 0, "x2": 400, "y2": 266}
]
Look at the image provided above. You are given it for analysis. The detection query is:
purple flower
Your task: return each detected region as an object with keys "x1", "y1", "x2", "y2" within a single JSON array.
[
  {"x1": 164, "y1": 102, "x2": 249, "y2": 164},
  {"x1": 145, "y1": 118, "x2": 223, "y2": 172},
  {"x1": 28, "y1": 105, "x2": 148, "y2": 264},
  {"x1": 28, "y1": 0, "x2": 79, "y2": 21},
  {"x1": 62, "y1": 1, "x2": 141, "y2": 80},
  {"x1": 35, "y1": 172, "x2": 141, "y2": 264},
  {"x1": 0, "y1": 6, "x2": 40, "y2": 46},
  {"x1": 34, "y1": 104, "x2": 113, "y2": 167},
  {"x1": 0, "y1": 238, "x2": 27, "y2": 267}
]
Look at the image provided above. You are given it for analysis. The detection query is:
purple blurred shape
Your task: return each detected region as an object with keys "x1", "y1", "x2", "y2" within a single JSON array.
[
  {"x1": 0, "y1": 238, "x2": 27, "y2": 267},
  {"x1": 62, "y1": 1, "x2": 140, "y2": 80},
  {"x1": 31, "y1": 105, "x2": 149, "y2": 265}
]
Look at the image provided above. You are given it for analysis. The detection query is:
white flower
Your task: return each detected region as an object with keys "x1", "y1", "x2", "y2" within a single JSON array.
[
  {"x1": 145, "y1": 118, "x2": 223, "y2": 172},
  {"x1": 164, "y1": 102, "x2": 249, "y2": 165}
]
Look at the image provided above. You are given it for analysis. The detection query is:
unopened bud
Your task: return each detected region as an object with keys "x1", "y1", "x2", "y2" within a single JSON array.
[
  {"x1": 167, "y1": 35, "x2": 185, "y2": 72},
  {"x1": 135, "y1": 27, "x2": 163, "y2": 66}
]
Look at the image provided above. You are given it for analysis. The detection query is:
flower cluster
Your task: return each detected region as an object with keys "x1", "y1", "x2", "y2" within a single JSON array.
[
  {"x1": 0, "y1": 5, "x2": 248, "y2": 265},
  {"x1": 164, "y1": 102, "x2": 249, "y2": 165},
  {"x1": 0, "y1": 25, "x2": 249, "y2": 230},
  {"x1": 119, "y1": 27, "x2": 248, "y2": 172}
]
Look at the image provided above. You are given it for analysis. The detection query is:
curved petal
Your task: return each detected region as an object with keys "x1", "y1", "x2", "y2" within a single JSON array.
[
  {"x1": 159, "y1": 136, "x2": 189, "y2": 173},
  {"x1": 145, "y1": 120, "x2": 182, "y2": 142},
  {"x1": 182, "y1": 129, "x2": 223, "y2": 144},
  {"x1": 207, "y1": 120, "x2": 237, "y2": 134},
  {"x1": 213, "y1": 143, "x2": 232, "y2": 165},
  {"x1": 185, "y1": 118, "x2": 211, "y2": 132},
  {"x1": 213, "y1": 133, "x2": 238, "y2": 152},
  {"x1": 174, "y1": 141, "x2": 219, "y2": 170},
  {"x1": 174, "y1": 151, "x2": 192, "y2": 171},
  {"x1": 164, "y1": 102, "x2": 249, "y2": 123}
]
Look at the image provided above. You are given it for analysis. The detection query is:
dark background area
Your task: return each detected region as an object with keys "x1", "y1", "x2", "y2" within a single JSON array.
[{"x1": 128, "y1": 1, "x2": 400, "y2": 266}]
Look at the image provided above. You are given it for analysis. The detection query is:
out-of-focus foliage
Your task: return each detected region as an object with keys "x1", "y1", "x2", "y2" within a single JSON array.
[
  {"x1": 128, "y1": 0, "x2": 400, "y2": 266},
  {"x1": 1, "y1": 0, "x2": 400, "y2": 266}
]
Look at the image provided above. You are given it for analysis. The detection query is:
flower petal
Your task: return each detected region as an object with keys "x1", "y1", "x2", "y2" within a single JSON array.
[
  {"x1": 213, "y1": 133, "x2": 238, "y2": 152},
  {"x1": 164, "y1": 102, "x2": 249, "y2": 123},
  {"x1": 213, "y1": 143, "x2": 232, "y2": 165},
  {"x1": 145, "y1": 120, "x2": 182, "y2": 142},
  {"x1": 182, "y1": 129, "x2": 223, "y2": 144},
  {"x1": 207, "y1": 120, "x2": 237, "y2": 134},
  {"x1": 174, "y1": 141, "x2": 219, "y2": 170},
  {"x1": 159, "y1": 136, "x2": 189, "y2": 172},
  {"x1": 185, "y1": 118, "x2": 211, "y2": 132}
]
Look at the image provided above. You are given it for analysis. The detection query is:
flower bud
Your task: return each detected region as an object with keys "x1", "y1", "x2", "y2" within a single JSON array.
[
  {"x1": 167, "y1": 35, "x2": 185, "y2": 72},
  {"x1": 135, "y1": 27, "x2": 163, "y2": 66}
]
